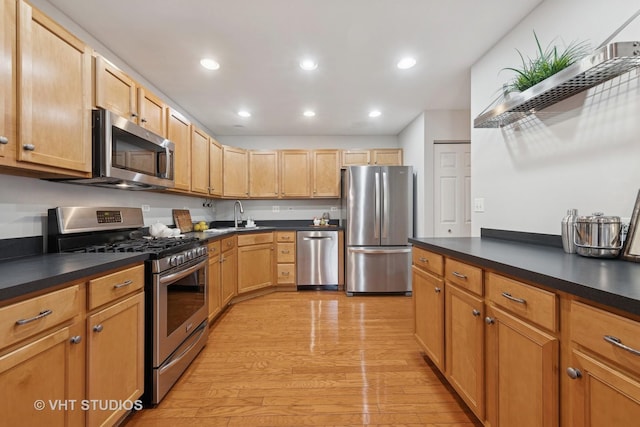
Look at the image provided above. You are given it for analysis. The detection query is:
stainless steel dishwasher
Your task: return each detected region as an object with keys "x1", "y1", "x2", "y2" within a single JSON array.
[{"x1": 297, "y1": 230, "x2": 339, "y2": 290}]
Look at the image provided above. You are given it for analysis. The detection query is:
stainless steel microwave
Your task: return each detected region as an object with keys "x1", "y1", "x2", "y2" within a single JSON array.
[{"x1": 52, "y1": 109, "x2": 175, "y2": 190}]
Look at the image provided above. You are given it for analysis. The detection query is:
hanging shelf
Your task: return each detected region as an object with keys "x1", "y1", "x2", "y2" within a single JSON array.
[{"x1": 474, "y1": 41, "x2": 640, "y2": 129}]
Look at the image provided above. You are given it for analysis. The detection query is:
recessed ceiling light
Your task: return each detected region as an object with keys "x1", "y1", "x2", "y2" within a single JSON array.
[
  {"x1": 397, "y1": 57, "x2": 417, "y2": 69},
  {"x1": 303, "y1": 110, "x2": 316, "y2": 117},
  {"x1": 369, "y1": 110, "x2": 382, "y2": 118},
  {"x1": 299, "y1": 59, "x2": 318, "y2": 70},
  {"x1": 237, "y1": 110, "x2": 251, "y2": 118},
  {"x1": 200, "y1": 58, "x2": 220, "y2": 70}
]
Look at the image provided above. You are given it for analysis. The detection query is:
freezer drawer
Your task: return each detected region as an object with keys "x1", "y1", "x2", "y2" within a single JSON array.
[
  {"x1": 346, "y1": 246, "x2": 412, "y2": 295},
  {"x1": 297, "y1": 230, "x2": 339, "y2": 287}
]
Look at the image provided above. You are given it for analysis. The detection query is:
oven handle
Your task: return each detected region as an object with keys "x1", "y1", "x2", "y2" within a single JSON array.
[
  {"x1": 158, "y1": 321, "x2": 207, "y2": 373},
  {"x1": 159, "y1": 258, "x2": 207, "y2": 286}
]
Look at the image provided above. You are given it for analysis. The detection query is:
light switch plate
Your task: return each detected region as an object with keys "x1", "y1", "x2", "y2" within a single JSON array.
[{"x1": 474, "y1": 198, "x2": 485, "y2": 212}]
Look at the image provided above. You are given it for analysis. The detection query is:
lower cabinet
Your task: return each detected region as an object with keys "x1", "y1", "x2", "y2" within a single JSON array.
[
  {"x1": 207, "y1": 240, "x2": 223, "y2": 322},
  {"x1": 237, "y1": 232, "x2": 274, "y2": 294},
  {"x1": 276, "y1": 231, "x2": 296, "y2": 289},
  {"x1": 221, "y1": 236, "x2": 238, "y2": 306},
  {"x1": 412, "y1": 265, "x2": 444, "y2": 370}
]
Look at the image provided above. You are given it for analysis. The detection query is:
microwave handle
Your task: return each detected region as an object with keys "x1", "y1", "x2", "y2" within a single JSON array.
[{"x1": 163, "y1": 146, "x2": 173, "y2": 179}]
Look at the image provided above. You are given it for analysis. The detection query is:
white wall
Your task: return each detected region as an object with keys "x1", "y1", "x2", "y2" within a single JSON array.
[
  {"x1": 471, "y1": 0, "x2": 640, "y2": 236},
  {"x1": 398, "y1": 113, "x2": 425, "y2": 236}
]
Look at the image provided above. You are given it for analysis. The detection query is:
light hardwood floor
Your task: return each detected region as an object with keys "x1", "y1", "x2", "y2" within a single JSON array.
[{"x1": 125, "y1": 291, "x2": 481, "y2": 426}]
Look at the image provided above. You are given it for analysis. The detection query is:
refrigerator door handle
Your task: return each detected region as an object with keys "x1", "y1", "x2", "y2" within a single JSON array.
[
  {"x1": 382, "y1": 170, "x2": 388, "y2": 239},
  {"x1": 374, "y1": 171, "x2": 380, "y2": 239},
  {"x1": 349, "y1": 247, "x2": 412, "y2": 254}
]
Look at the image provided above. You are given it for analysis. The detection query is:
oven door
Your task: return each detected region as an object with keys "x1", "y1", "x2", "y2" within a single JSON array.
[{"x1": 154, "y1": 258, "x2": 208, "y2": 365}]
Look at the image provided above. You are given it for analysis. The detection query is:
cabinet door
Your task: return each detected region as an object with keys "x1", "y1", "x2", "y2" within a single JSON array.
[
  {"x1": 223, "y1": 145, "x2": 248, "y2": 198},
  {"x1": 485, "y1": 305, "x2": 558, "y2": 427},
  {"x1": 19, "y1": 1, "x2": 91, "y2": 174},
  {"x1": 372, "y1": 148, "x2": 403, "y2": 165},
  {"x1": 0, "y1": 324, "x2": 84, "y2": 427},
  {"x1": 280, "y1": 150, "x2": 311, "y2": 198},
  {"x1": 209, "y1": 138, "x2": 223, "y2": 197},
  {"x1": 341, "y1": 149, "x2": 370, "y2": 166},
  {"x1": 238, "y1": 242, "x2": 274, "y2": 293},
  {"x1": 0, "y1": 0, "x2": 16, "y2": 167},
  {"x1": 87, "y1": 292, "x2": 144, "y2": 427},
  {"x1": 568, "y1": 349, "x2": 640, "y2": 427},
  {"x1": 312, "y1": 149, "x2": 340, "y2": 198},
  {"x1": 445, "y1": 283, "x2": 485, "y2": 419},
  {"x1": 221, "y1": 248, "x2": 237, "y2": 305},
  {"x1": 208, "y1": 250, "x2": 222, "y2": 321},
  {"x1": 249, "y1": 150, "x2": 279, "y2": 198},
  {"x1": 94, "y1": 55, "x2": 137, "y2": 120},
  {"x1": 167, "y1": 108, "x2": 191, "y2": 192},
  {"x1": 190, "y1": 126, "x2": 210, "y2": 195},
  {"x1": 413, "y1": 266, "x2": 444, "y2": 371},
  {"x1": 137, "y1": 87, "x2": 166, "y2": 136}
]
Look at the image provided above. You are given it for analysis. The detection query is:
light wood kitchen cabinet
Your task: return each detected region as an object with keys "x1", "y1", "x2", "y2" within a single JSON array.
[
  {"x1": 223, "y1": 145, "x2": 248, "y2": 198},
  {"x1": 341, "y1": 149, "x2": 371, "y2": 166},
  {"x1": 567, "y1": 300, "x2": 640, "y2": 426},
  {"x1": 445, "y1": 279, "x2": 485, "y2": 420},
  {"x1": 312, "y1": 149, "x2": 340, "y2": 198},
  {"x1": 276, "y1": 231, "x2": 296, "y2": 289},
  {"x1": 237, "y1": 232, "x2": 275, "y2": 294},
  {"x1": 209, "y1": 138, "x2": 223, "y2": 197},
  {"x1": 221, "y1": 235, "x2": 238, "y2": 306},
  {"x1": 137, "y1": 86, "x2": 165, "y2": 136},
  {"x1": 167, "y1": 108, "x2": 191, "y2": 192},
  {"x1": 190, "y1": 126, "x2": 210, "y2": 195},
  {"x1": 0, "y1": 0, "x2": 16, "y2": 168},
  {"x1": 18, "y1": 0, "x2": 91, "y2": 175},
  {"x1": 86, "y1": 264, "x2": 144, "y2": 427},
  {"x1": 249, "y1": 150, "x2": 279, "y2": 198},
  {"x1": 412, "y1": 265, "x2": 445, "y2": 371},
  {"x1": 207, "y1": 240, "x2": 223, "y2": 322},
  {"x1": 279, "y1": 150, "x2": 311, "y2": 198},
  {"x1": 341, "y1": 148, "x2": 403, "y2": 166},
  {"x1": 94, "y1": 55, "x2": 137, "y2": 121}
]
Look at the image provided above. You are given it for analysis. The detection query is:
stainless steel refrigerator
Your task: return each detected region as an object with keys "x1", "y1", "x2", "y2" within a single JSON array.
[{"x1": 342, "y1": 165, "x2": 413, "y2": 295}]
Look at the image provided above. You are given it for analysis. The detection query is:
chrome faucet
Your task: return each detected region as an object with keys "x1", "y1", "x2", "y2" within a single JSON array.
[{"x1": 234, "y1": 200, "x2": 244, "y2": 228}]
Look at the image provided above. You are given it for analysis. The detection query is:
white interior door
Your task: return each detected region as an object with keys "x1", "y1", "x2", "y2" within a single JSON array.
[{"x1": 433, "y1": 143, "x2": 471, "y2": 237}]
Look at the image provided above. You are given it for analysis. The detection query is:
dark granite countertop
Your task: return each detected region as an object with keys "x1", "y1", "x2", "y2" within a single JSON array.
[
  {"x1": 409, "y1": 236, "x2": 640, "y2": 316},
  {"x1": 0, "y1": 252, "x2": 148, "y2": 303}
]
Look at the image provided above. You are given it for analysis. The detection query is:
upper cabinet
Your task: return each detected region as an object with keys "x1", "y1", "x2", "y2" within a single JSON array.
[
  {"x1": 208, "y1": 138, "x2": 223, "y2": 197},
  {"x1": 190, "y1": 126, "x2": 210, "y2": 195},
  {"x1": 223, "y1": 145, "x2": 248, "y2": 198},
  {"x1": 249, "y1": 150, "x2": 279, "y2": 198},
  {"x1": 279, "y1": 150, "x2": 311, "y2": 198},
  {"x1": 137, "y1": 87, "x2": 166, "y2": 136},
  {"x1": 166, "y1": 108, "x2": 191, "y2": 192},
  {"x1": 341, "y1": 148, "x2": 403, "y2": 166},
  {"x1": 312, "y1": 149, "x2": 340, "y2": 198},
  {"x1": 18, "y1": 0, "x2": 91, "y2": 175},
  {"x1": 0, "y1": 0, "x2": 16, "y2": 168}
]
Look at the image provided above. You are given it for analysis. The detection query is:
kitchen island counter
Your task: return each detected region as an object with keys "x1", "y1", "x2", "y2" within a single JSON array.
[{"x1": 409, "y1": 236, "x2": 640, "y2": 316}]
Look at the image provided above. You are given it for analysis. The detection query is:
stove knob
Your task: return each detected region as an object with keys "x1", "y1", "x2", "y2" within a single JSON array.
[
  {"x1": 169, "y1": 256, "x2": 178, "y2": 267},
  {"x1": 186, "y1": 250, "x2": 193, "y2": 260},
  {"x1": 200, "y1": 247, "x2": 207, "y2": 256},
  {"x1": 177, "y1": 255, "x2": 185, "y2": 265}
]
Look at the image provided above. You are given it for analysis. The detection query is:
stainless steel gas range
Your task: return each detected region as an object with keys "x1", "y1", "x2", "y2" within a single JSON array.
[{"x1": 47, "y1": 206, "x2": 208, "y2": 405}]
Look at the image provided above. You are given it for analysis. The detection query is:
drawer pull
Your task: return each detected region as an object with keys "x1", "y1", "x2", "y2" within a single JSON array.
[
  {"x1": 501, "y1": 292, "x2": 527, "y2": 305},
  {"x1": 281, "y1": 250, "x2": 290, "y2": 254},
  {"x1": 93, "y1": 324, "x2": 104, "y2": 333},
  {"x1": 16, "y1": 309, "x2": 53, "y2": 325},
  {"x1": 434, "y1": 287, "x2": 441, "y2": 293},
  {"x1": 419, "y1": 257, "x2": 428, "y2": 263},
  {"x1": 566, "y1": 367, "x2": 582, "y2": 380},
  {"x1": 282, "y1": 272, "x2": 290, "y2": 276},
  {"x1": 604, "y1": 335, "x2": 640, "y2": 356},
  {"x1": 113, "y1": 279, "x2": 133, "y2": 289},
  {"x1": 70, "y1": 335, "x2": 82, "y2": 344},
  {"x1": 452, "y1": 271, "x2": 467, "y2": 279},
  {"x1": 472, "y1": 309, "x2": 481, "y2": 317},
  {"x1": 0, "y1": 136, "x2": 8, "y2": 144}
]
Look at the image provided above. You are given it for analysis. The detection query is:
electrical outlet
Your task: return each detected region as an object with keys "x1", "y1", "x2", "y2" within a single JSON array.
[
  {"x1": 330, "y1": 206, "x2": 338, "y2": 212},
  {"x1": 272, "y1": 206, "x2": 279, "y2": 213},
  {"x1": 474, "y1": 198, "x2": 485, "y2": 213},
  {"x1": 287, "y1": 207, "x2": 294, "y2": 211},
  {"x1": 141, "y1": 204, "x2": 150, "y2": 212}
]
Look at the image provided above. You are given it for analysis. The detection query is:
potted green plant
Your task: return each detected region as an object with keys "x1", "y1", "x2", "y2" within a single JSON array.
[{"x1": 502, "y1": 31, "x2": 591, "y2": 95}]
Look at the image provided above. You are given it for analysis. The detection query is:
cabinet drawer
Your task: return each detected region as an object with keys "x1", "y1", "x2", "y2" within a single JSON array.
[
  {"x1": 445, "y1": 258, "x2": 483, "y2": 296},
  {"x1": 486, "y1": 273, "x2": 557, "y2": 332},
  {"x1": 207, "y1": 240, "x2": 221, "y2": 257},
  {"x1": 276, "y1": 231, "x2": 295, "y2": 243},
  {"x1": 88, "y1": 264, "x2": 144, "y2": 310},
  {"x1": 277, "y1": 264, "x2": 296, "y2": 284},
  {"x1": 0, "y1": 285, "x2": 81, "y2": 350},
  {"x1": 571, "y1": 301, "x2": 640, "y2": 375},
  {"x1": 412, "y1": 247, "x2": 443, "y2": 276},
  {"x1": 221, "y1": 235, "x2": 236, "y2": 252},
  {"x1": 277, "y1": 243, "x2": 295, "y2": 263},
  {"x1": 237, "y1": 232, "x2": 273, "y2": 247}
]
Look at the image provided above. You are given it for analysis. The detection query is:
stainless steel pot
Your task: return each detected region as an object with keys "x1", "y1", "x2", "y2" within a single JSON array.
[{"x1": 574, "y1": 212, "x2": 622, "y2": 258}]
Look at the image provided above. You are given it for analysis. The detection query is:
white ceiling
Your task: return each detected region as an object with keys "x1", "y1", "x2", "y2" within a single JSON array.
[{"x1": 46, "y1": 0, "x2": 542, "y2": 136}]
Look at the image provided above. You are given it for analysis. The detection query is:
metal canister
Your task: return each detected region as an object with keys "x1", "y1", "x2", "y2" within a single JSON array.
[
  {"x1": 561, "y1": 208, "x2": 578, "y2": 254},
  {"x1": 574, "y1": 212, "x2": 622, "y2": 258}
]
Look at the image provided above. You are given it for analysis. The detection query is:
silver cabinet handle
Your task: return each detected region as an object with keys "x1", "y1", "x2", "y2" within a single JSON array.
[
  {"x1": 501, "y1": 292, "x2": 527, "y2": 304},
  {"x1": 113, "y1": 279, "x2": 133, "y2": 289},
  {"x1": 16, "y1": 309, "x2": 53, "y2": 325},
  {"x1": 485, "y1": 317, "x2": 495, "y2": 325},
  {"x1": 93, "y1": 324, "x2": 104, "y2": 333},
  {"x1": 0, "y1": 136, "x2": 8, "y2": 144},
  {"x1": 434, "y1": 287, "x2": 441, "y2": 293},
  {"x1": 70, "y1": 336, "x2": 82, "y2": 344},
  {"x1": 604, "y1": 335, "x2": 640, "y2": 356},
  {"x1": 281, "y1": 250, "x2": 290, "y2": 254},
  {"x1": 282, "y1": 272, "x2": 290, "y2": 276},
  {"x1": 566, "y1": 367, "x2": 582, "y2": 379},
  {"x1": 419, "y1": 257, "x2": 428, "y2": 263},
  {"x1": 472, "y1": 309, "x2": 481, "y2": 317},
  {"x1": 22, "y1": 144, "x2": 35, "y2": 151},
  {"x1": 452, "y1": 271, "x2": 467, "y2": 279}
]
